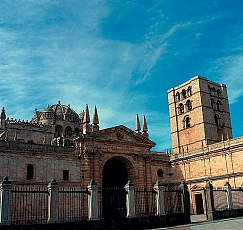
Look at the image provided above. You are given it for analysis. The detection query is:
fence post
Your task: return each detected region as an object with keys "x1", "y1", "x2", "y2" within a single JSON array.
[
  {"x1": 47, "y1": 178, "x2": 59, "y2": 223},
  {"x1": 153, "y1": 181, "x2": 165, "y2": 216},
  {"x1": 179, "y1": 181, "x2": 190, "y2": 222},
  {"x1": 87, "y1": 179, "x2": 99, "y2": 220},
  {"x1": 224, "y1": 182, "x2": 233, "y2": 210},
  {"x1": 0, "y1": 176, "x2": 12, "y2": 225},
  {"x1": 205, "y1": 181, "x2": 215, "y2": 221},
  {"x1": 124, "y1": 180, "x2": 136, "y2": 218}
]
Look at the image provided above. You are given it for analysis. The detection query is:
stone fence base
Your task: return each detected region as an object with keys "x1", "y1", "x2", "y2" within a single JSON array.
[{"x1": 0, "y1": 214, "x2": 190, "y2": 230}]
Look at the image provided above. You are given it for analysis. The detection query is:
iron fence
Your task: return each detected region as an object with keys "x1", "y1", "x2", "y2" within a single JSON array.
[
  {"x1": 232, "y1": 189, "x2": 243, "y2": 209},
  {"x1": 135, "y1": 188, "x2": 156, "y2": 217},
  {"x1": 58, "y1": 187, "x2": 89, "y2": 222},
  {"x1": 163, "y1": 189, "x2": 183, "y2": 214},
  {"x1": 11, "y1": 185, "x2": 49, "y2": 225},
  {"x1": 98, "y1": 187, "x2": 127, "y2": 220},
  {"x1": 213, "y1": 190, "x2": 227, "y2": 211}
]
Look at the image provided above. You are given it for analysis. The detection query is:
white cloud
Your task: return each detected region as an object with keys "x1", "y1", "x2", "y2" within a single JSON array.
[{"x1": 211, "y1": 55, "x2": 243, "y2": 104}]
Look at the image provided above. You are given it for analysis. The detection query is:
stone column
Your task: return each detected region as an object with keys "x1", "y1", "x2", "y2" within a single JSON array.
[
  {"x1": 205, "y1": 181, "x2": 215, "y2": 221},
  {"x1": 179, "y1": 181, "x2": 191, "y2": 222},
  {"x1": 124, "y1": 180, "x2": 136, "y2": 218},
  {"x1": 87, "y1": 179, "x2": 99, "y2": 220},
  {"x1": 0, "y1": 176, "x2": 12, "y2": 225},
  {"x1": 224, "y1": 182, "x2": 233, "y2": 210},
  {"x1": 47, "y1": 178, "x2": 59, "y2": 223},
  {"x1": 153, "y1": 181, "x2": 165, "y2": 216}
]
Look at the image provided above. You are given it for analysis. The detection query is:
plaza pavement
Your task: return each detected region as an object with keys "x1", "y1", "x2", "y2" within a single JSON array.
[{"x1": 150, "y1": 215, "x2": 243, "y2": 230}]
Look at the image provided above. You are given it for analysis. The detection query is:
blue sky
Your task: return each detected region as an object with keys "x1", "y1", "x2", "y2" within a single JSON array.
[{"x1": 1, "y1": 0, "x2": 243, "y2": 151}]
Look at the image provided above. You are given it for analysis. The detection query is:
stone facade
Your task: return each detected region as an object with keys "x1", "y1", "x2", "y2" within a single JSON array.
[
  {"x1": 0, "y1": 103, "x2": 171, "y2": 190},
  {"x1": 0, "y1": 75, "x2": 243, "y2": 216},
  {"x1": 168, "y1": 76, "x2": 232, "y2": 154},
  {"x1": 168, "y1": 76, "x2": 242, "y2": 214}
]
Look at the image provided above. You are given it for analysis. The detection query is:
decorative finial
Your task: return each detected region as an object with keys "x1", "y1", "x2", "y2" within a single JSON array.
[
  {"x1": 1, "y1": 107, "x2": 6, "y2": 120},
  {"x1": 83, "y1": 104, "x2": 90, "y2": 123},
  {"x1": 142, "y1": 115, "x2": 148, "y2": 133},
  {"x1": 135, "y1": 114, "x2": 141, "y2": 133},
  {"x1": 93, "y1": 105, "x2": 99, "y2": 125}
]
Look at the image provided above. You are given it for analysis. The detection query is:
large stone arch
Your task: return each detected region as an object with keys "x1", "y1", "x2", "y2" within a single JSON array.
[{"x1": 101, "y1": 155, "x2": 136, "y2": 188}]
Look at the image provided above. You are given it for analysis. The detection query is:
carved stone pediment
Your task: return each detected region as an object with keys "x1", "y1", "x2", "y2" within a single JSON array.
[{"x1": 79, "y1": 125, "x2": 156, "y2": 148}]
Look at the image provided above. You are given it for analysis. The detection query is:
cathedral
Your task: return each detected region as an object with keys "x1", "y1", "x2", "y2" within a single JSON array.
[{"x1": 0, "y1": 75, "x2": 242, "y2": 215}]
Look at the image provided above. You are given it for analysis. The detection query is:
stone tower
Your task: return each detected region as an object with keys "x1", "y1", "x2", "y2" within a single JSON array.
[{"x1": 168, "y1": 76, "x2": 232, "y2": 154}]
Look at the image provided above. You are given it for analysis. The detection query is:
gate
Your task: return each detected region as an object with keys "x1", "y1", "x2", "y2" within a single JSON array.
[{"x1": 99, "y1": 187, "x2": 127, "y2": 220}]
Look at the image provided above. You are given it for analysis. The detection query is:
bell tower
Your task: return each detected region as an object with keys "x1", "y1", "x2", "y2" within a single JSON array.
[{"x1": 168, "y1": 76, "x2": 232, "y2": 154}]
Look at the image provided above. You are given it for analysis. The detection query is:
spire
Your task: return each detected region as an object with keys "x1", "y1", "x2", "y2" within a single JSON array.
[
  {"x1": 0, "y1": 107, "x2": 6, "y2": 130},
  {"x1": 92, "y1": 106, "x2": 99, "y2": 132},
  {"x1": 93, "y1": 106, "x2": 99, "y2": 125},
  {"x1": 83, "y1": 104, "x2": 90, "y2": 123},
  {"x1": 142, "y1": 115, "x2": 149, "y2": 138},
  {"x1": 142, "y1": 115, "x2": 148, "y2": 132},
  {"x1": 1, "y1": 107, "x2": 6, "y2": 120},
  {"x1": 135, "y1": 114, "x2": 141, "y2": 133},
  {"x1": 83, "y1": 104, "x2": 91, "y2": 134}
]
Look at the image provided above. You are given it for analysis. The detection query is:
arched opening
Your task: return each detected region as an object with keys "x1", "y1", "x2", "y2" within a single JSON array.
[
  {"x1": 102, "y1": 157, "x2": 129, "y2": 219},
  {"x1": 178, "y1": 103, "x2": 184, "y2": 114},
  {"x1": 55, "y1": 125, "x2": 63, "y2": 137},
  {"x1": 64, "y1": 126, "x2": 72, "y2": 136},
  {"x1": 186, "y1": 100, "x2": 192, "y2": 111},
  {"x1": 102, "y1": 158, "x2": 128, "y2": 188}
]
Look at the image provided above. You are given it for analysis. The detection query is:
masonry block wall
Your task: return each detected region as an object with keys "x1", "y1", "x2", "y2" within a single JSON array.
[{"x1": 168, "y1": 75, "x2": 232, "y2": 154}]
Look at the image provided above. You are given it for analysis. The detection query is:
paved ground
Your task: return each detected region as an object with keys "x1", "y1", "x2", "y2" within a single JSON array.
[{"x1": 151, "y1": 216, "x2": 243, "y2": 230}]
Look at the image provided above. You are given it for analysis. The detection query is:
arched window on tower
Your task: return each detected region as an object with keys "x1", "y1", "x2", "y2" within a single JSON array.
[
  {"x1": 211, "y1": 99, "x2": 215, "y2": 109},
  {"x1": 178, "y1": 103, "x2": 184, "y2": 114},
  {"x1": 26, "y1": 164, "x2": 34, "y2": 180},
  {"x1": 182, "y1": 89, "x2": 187, "y2": 99},
  {"x1": 212, "y1": 87, "x2": 216, "y2": 96},
  {"x1": 176, "y1": 92, "x2": 180, "y2": 101},
  {"x1": 186, "y1": 100, "x2": 192, "y2": 111},
  {"x1": 216, "y1": 101, "x2": 221, "y2": 111},
  {"x1": 214, "y1": 114, "x2": 220, "y2": 126},
  {"x1": 187, "y1": 86, "x2": 192, "y2": 97},
  {"x1": 183, "y1": 115, "x2": 191, "y2": 129},
  {"x1": 217, "y1": 90, "x2": 222, "y2": 98}
]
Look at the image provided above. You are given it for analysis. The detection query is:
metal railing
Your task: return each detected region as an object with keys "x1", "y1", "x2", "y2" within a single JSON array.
[
  {"x1": 98, "y1": 187, "x2": 127, "y2": 220},
  {"x1": 213, "y1": 189, "x2": 227, "y2": 211},
  {"x1": 163, "y1": 189, "x2": 183, "y2": 214},
  {"x1": 58, "y1": 187, "x2": 89, "y2": 222},
  {"x1": 135, "y1": 188, "x2": 156, "y2": 217},
  {"x1": 11, "y1": 185, "x2": 49, "y2": 225}
]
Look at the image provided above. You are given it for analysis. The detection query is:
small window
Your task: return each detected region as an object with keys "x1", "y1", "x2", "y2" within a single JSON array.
[
  {"x1": 211, "y1": 99, "x2": 215, "y2": 109},
  {"x1": 157, "y1": 169, "x2": 164, "y2": 177},
  {"x1": 182, "y1": 89, "x2": 187, "y2": 98},
  {"x1": 65, "y1": 126, "x2": 72, "y2": 136},
  {"x1": 63, "y1": 170, "x2": 69, "y2": 181},
  {"x1": 216, "y1": 101, "x2": 221, "y2": 111},
  {"x1": 27, "y1": 164, "x2": 34, "y2": 180},
  {"x1": 183, "y1": 116, "x2": 191, "y2": 128},
  {"x1": 186, "y1": 100, "x2": 192, "y2": 111},
  {"x1": 212, "y1": 87, "x2": 216, "y2": 96},
  {"x1": 217, "y1": 90, "x2": 221, "y2": 98},
  {"x1": 187, "y1": 86, "x2": 192, "y2": 97},
  {"x1": 176, "y1": 92, "x2": 180, "y2": 101},
  {"x1": 215, "y1": 115, "x2": 220, "y2": 126},
  {"x1": 208, "y1": 86, "x2": 212, "y2": 95},
  {"x1": 178, "y1": 103, "x2": 184, "y2": 114}
]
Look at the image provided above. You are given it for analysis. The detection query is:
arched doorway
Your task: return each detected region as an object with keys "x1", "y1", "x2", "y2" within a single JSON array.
[
  {"x1": 102, "y1": 157, "x2": 128, "y2": 188},
  {"x1": 101, "y1": 157, "x2": 129, "y2": 220}
]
